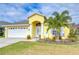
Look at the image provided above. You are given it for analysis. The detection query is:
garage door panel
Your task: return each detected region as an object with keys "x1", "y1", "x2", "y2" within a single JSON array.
[{"x1": 8, "y1": 29, "x2": 28, "y2": 38}]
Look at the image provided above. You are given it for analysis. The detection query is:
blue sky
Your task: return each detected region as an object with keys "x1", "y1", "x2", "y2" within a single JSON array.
[{"x1": 0, "y1": 3, "x2": 79, "y2": 24}]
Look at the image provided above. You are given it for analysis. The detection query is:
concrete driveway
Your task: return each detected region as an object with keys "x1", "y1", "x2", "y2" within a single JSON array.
[{"x1": 0, "y1": 38, "x2": 25, "y2": 48}]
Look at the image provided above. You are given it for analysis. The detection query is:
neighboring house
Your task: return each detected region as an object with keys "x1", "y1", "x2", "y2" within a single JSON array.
[
  {"x1": 0, "y1": 21, "x2": 11, "y2": 37},
  {"x1": 2, "y1": 13, "x2": 70, "y2": 40}
]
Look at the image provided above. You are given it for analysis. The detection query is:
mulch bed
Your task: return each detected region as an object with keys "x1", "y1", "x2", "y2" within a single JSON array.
[{"x1": 38, "y1": 39, "x2": 79, "y2": 45}]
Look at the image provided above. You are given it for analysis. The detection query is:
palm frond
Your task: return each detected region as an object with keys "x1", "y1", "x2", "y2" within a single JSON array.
[
  {"x1": 52, "y1": 12, "x2": 60, "y2": 20},
  {"x1": 44, "y1": 16, "x2": 48, "y2": 23},
  {"x1": 61, "y1": 10, "x2": 69, "y2": 16},
  {"x1": 63, "y1": 16, "x2": 72, "y2": 21}
]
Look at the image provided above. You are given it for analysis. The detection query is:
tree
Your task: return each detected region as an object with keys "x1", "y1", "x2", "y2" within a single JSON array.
[
  {"x1": 68, "y1": 28, "x2": 77, "y2": 42},
  {"x1": 44, "y1": 16, "x2": 58, "y2": 42},
  {"x1": 68, "y1": 24, "x2": 77, "y2": 42},
  {"x1": 44, "y1": 16, "x2": 56, "y2": 31},
  {"x1": 52, "y1": 10, "x2": 72, "y2": 40},
  {"x1": 44, "y1": 10, "x2": 72, "y2": 41}
]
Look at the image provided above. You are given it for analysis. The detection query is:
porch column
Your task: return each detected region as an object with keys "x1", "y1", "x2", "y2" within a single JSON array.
[
  {"x1": 41, "y1": 23, "x2": 44, "y2": 39},
  {"x1": 5, "y1": 27, "x2": 8, "y2": 38},
  {"x1": 30, "y1": 24, "x2": 32, "y2": 37}
]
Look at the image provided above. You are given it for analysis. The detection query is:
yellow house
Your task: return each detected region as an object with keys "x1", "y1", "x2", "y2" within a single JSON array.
[{"x1": 3, "y1": 13, "x2": 70, "y2": 41}]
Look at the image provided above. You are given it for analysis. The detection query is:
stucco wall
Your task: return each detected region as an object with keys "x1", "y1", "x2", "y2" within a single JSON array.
[
  {"x1": 28, "y1": 14, "x2": 70, "y2": 40},
  {"x1": 43, "y1": 25, "x2": 70, "y2": 40},
  {"x1": 29, "y1": 14, "x2": 45, "y2": 38},
  {"x1": 29, "y1": 14, "x2": 44, "y2": 24},
  {"x1": 62, "y1": 27, "x2": 70, "y2": 39}
]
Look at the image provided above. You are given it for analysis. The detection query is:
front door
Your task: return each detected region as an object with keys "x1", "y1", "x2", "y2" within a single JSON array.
[
  {"x1": 36, "y1": 23, "x2": 41, "y2": 37},
  {"x1": 36, "y1": 26, "x2": 41, "y2": 37}
]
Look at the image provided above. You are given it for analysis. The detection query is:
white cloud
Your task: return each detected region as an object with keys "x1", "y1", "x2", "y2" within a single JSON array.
[
  {"x1": 0, "y1": 4, "x2": 28, "y2": 22},
  {"x1": 0, "y1": 3, "x2": 78, "y2": 24}
]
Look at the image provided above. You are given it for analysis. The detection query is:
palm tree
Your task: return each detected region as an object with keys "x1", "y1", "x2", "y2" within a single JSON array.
[
  {"x1": 44, "y1": 16, "x2": 56, "y2": 31},
  {"x1": 68, "y1": 24, "x2": 77, "y2": 42},
  {"x1": 52, "y1": 10, "x2": 72, "y2": 40},
  {"x1": 44, "y1": 16, "x2": 58, "y2": 42},
  {"x1": 44, "y1": 10, "x2": 72, "y2": 41}
]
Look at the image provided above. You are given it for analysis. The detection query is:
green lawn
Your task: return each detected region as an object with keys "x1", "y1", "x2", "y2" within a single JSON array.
[{"x1": 0, "y1": 41, "x2": 79, "y2": 55}]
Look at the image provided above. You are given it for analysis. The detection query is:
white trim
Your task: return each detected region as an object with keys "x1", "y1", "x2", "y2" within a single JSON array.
[
  {"x1": 2, "y1": 24, "x2": 29, "y2": 27},
  {"x1": 41, "y1": 23, "x2": 44, "y2": 35},
  {"x1": 5, "y1": 27, "x2": 8, "y2": 38},
  {"x1": 30, "y1": 24, "x2": 32, "y2": 36}
]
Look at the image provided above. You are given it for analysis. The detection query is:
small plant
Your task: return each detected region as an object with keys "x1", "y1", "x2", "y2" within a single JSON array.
[
  {"x1": 39, "y1": 35, "x2": 41, "y2": 40},
  {"x1": 68, "y1": 28, "x2": 77, "y2": 42},
  {"x1": 27, "y1": 35, "x2": 31, "y2": 39},
  {"x1": 52, "y1": 36, "x2": 56, "y2": 42}
]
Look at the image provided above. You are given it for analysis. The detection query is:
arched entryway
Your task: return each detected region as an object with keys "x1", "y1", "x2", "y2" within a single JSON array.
[
  {"x1": 28, "y1": 13, "x2": 45, "y2": 39},
  {"x1": 32, "y1": 21, "x2": 41, "y2": 38}
]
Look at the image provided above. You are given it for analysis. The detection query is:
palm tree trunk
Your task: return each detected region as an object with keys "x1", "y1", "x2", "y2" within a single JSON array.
[{"x1": 55, "y1": 29, "x2": 62, "y2": 43}]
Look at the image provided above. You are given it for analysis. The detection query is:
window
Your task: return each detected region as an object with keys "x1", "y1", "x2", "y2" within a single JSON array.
[
  {"x1": 46, "y1": 32, "x2": 48, "y2": 34},
  {"x1": 51, "y1": 28, "x2": 64, "y2": 36},
  {"x1": 60, "y1": 27, "x2": 64, "y2": 36},
  {"x1": 24, "y1": 27, "x2": 26, "y2": 29},
  {"x1": 12, "y1": 28, "x2": 15, "y2": 29},
  {"x1": 53, "y1": 30, "x2": 56, "y2": 35},
  {"x1": 11, "y1": 28, "x2": 13, "y2": 29},
  {"x1": 52, "y1": 29, "x2": 57, "y2": 36}
]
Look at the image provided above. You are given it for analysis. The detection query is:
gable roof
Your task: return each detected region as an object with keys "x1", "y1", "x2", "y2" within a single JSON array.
[
  {"x1": 13, "y1": 20, "x2": 29, "y2": 24},
  {"x1": 74, "y1": 24, "x2": 79, "y2": 29},
  {"x1": 0, "y1": 21, "x2": 11, "y2": 25},
  {"x1": 2, "y1": 20, "x2": 29, "y2": 27},
  {"x1": 28, "y1": 13, "x2": 44, "y2": 19}
]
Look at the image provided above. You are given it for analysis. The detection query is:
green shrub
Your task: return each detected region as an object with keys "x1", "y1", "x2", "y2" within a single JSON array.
[
  {"x1": 52, "y1": 36, "x2": 56, "y2": 42},
  {"x1": 68, "y1": 28, "x2": 78, "y2": 42},
  {"x1": 27, "y1": 35, "x2": 31, "y2": 39}
]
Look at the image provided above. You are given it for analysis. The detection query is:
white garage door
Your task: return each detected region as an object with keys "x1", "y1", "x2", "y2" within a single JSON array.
[{"x1": 7, "y1": 28, "x2": 28, "y2": 38}]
